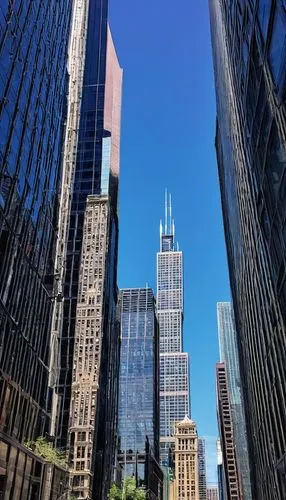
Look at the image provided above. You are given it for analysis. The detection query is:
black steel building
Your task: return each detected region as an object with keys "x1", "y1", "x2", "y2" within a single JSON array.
[
  {"x1": 0, "y1": 0, "x2": 71, "y2": 498},
  {"x1": 209, "y1": 1, "x2": 286, "y2": 499}
]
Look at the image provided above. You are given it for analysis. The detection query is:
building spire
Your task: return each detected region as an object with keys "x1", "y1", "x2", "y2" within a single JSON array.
[
  {"x1": 169, "y1": 192, "x2": 172, "y2": 235},
  {"x1": 163, "y1": 190, "x2": 175, "y2": 236},
  {"x1": 160, "y1": 190, "x2": 176, "y2": 250},
  {"x1": 165, "y1": 188, "x2": 168, "y2": 234}
]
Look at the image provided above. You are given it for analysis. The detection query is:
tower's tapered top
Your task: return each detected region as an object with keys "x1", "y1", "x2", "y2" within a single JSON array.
[{"x1": 159, "y1": 189, "x2": 177, "y2": 252}]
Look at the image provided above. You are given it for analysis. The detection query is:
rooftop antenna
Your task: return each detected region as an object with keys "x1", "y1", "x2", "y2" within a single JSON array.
[
  {"x1": 173, "y1": 219, "x2": 175, "y2": 241},
  {"x1": 165, "y1": 188, "x2": 167, "y2": 234},
  {"x1": 169, "y1": 193, "x2": 172, "y2": 235},
  {"x1": 159, "y1": 220, "x2": 163, "y2": 251}
]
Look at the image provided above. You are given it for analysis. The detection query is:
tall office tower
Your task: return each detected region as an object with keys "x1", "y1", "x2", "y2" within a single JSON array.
[
  {"x1": 198, "y1": 438, "x2": 207, "y2": 500},
  {"x1": 216, "y1": 363, "x2": 240, "y2": 500},
  {"x1": 209, "y1": 1, "x2": 286, "y2": 498},
  {"x1": 173, "y1": 417, "x2": 199, "y2": 500},
  {"x1": 157, "y1": 193, "x2": 190, "y2": 464},
  {"x1": 217, "y1": 302, "x2": 252, "y2": 499},
  {"x1": 216, "y1": 439, "x2": 225, "y2": 500},
  {"x1": 49, "y1": 0, "x2": 122, "y2": 498},
  {"x1": 0, "y1": 1, "x2": 71, "y2": 498},
  {"x1": 117, "y1": 288, "x2": 163, "y2": 498},
  {"x1": 207, "y1": 486, "x2": 219, "y2": 500}
]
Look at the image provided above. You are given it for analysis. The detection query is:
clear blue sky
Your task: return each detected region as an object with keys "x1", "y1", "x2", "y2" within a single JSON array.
[{"x1": 110, "y1": 0, "x2": 230, "y2": 483}]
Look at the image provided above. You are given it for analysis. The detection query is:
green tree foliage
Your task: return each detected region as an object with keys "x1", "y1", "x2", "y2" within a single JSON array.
[
  {"x1": 108, "y1": 483, "x2": 122, "y2": 500},
  {"x1": 24, "y1": 437, "x2": 67, "y2": 468},
  {"x1": 108, "y1": 477, "x2": 146, "y2": 500}
]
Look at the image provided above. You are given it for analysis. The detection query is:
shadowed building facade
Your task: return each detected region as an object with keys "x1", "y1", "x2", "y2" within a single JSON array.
[
  {"x1": 209, "y1": 1, "x2": 286, "y2": 498},
  {"x1": 216, "y1": 439, "x2": 225, "y2": 500},
  {"x1": 216, "y1": 363, "x2": 240, "y2": 500},
  {"x1": 0, "y1": 0, "x2": 72, "y2": 498},
  {"x1": 48, "y1": 0, "x2": 122, "y2": 498},
  {"x1": 198, "y1": 438, "x2": 207, "y2": 500}
]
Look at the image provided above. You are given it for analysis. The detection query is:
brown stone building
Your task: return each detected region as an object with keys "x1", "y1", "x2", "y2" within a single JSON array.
[
  {"x1": 173, "y1": 416, "x2": 199, "y2": 500},
  {"x1": 216, "y1": 363, "x2": 241, "y2": 499}
]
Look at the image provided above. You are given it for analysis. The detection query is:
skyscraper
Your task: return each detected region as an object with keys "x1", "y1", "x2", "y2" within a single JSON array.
[
  {"x1": 217, "y1": 303, "x2": 252, "y2": 499},
  {"x1": 117, "y1": 288, "x2": 163, "y2": 498},
  {"x1": 198, "y1": 438, "x2": 207, "y2": 500},
  {"x1": 173, "y1": 417, "x2": 199, "y2": 500},
  {"x1": 216, "y1": 439, "x2": 225, "y2": 500},
  {"x1": 206, "y1": 486, "x2": 218, "y2": 500},
  {"x1": 209, "y1": 1, "x2": 286, "y2": 498},
  {"x1": 157, "y1": 192, "x2": 190, "y2": 464},
  {"x1": 0, "y1": 1, "x2": 71, "y2": 498},
  {"x1": 49, "y1": 0, "x2": 122, "y2": 498},
  {"x1": 216, "y1": 363, "x2": 240, "y2": 500}
]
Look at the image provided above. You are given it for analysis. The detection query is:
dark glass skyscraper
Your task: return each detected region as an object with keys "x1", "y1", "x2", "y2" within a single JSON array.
[
  {"x1": 198, "y1": 438, "x2": 207, "y2": 500},
  {"x1": 49, "y1": 1, "x2": 122, "y2": 497},
  {"x1": 209, "y1": 2, "x2": 286, "y2": 498},
  {"x1": 217, "y1": 439, "x2": 225, "y2": 500},
  {"x1": 0, "y1": 1, "x2": 71, "y2": 498},
  {"x1": 117, "y1": 288, "x2": 163, "y2": 497}
]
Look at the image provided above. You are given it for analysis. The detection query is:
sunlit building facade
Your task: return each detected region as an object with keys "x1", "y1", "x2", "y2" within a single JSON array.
[
  {"x1": 174, "y1": 417, "x2": 199, "y2": 500},
  {"x1": 209, "y1": 1, "x2": 286, "y2": 498},
  {"x1": 117, "y1": 288, "x2": 163, "y2": 499},
  {"x1": 217, "y1": 303, "x2": 252, "y2": 499},
  {"x1": 0, "y1": 0, "x2": 71, "y2": 498},
  {"x1": 207, "y1": 486, "x2": 219, "y2": 500},
  {"x1": 157, "y1": 193, "x2": 190, "y2": 464}
]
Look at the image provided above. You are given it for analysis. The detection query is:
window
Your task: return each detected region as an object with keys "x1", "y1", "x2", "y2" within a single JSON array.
[{"x1": 268, "y1": 7, "x2": 286, "y2": 96}]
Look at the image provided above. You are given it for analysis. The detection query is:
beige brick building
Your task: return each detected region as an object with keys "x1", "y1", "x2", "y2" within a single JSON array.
[{"x1": 174, "y1": 417, "x2": 199, "y2": 500}]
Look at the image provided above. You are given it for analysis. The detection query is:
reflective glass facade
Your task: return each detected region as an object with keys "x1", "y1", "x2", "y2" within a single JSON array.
[
  {"x1": 118, "y1": 289, "x2": 160, "y2": 471},
  {"x1": 217, "y1": 439, "x2": 225, "y2": 500},
  {"x1": 51, "y1": 0, "x2": 122, "y2": 498},
  {"x1": 157, "y1": 196, "x2": 190, "y2": 464},
  {"x1": 198, "y1": 438, "x2": 207, "y2": 500},
  {"x1": 0, "y1": 1, "x2": 71, "y2": 497},
  {"x1": 217, "y1": 303, "x2": 252, "y2": 500},
  {"x1": 56, "y1": 0, "x2": 110, "y2": 447},
  {"x1": 210, "y1": 1, "x2": 286, "y2": 498},
  {"x1": 117, "y1": 288, "x2": 162, "y2": 498}
]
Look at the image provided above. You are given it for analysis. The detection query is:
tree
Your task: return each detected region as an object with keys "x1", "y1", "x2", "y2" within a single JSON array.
[
  {"x1": 108, "y1": 477, "x2": 146, "y2": 500},
  {"x1": 108, "y1": 483, "x2": 122, "y2": 500},
  {"x1": 24, "y1": 437, "x2": 67, "y2": 468}
]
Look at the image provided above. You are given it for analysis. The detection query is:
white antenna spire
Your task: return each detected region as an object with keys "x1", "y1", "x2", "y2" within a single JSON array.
[
  {"x1": 169, "y1": 193, "x2": 172, "y2": 235},
  {"x1": 165, "y1": 188, "x2": 167, "y2": 234},
  {"x1": 173, "y1": 219, "x2": 175, "y2": 240}
]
